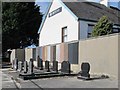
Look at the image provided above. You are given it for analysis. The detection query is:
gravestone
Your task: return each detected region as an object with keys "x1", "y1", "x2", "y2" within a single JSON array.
[
  {"x1": 13, "y1": 58, "x2": 18, "y2": 71},
  {"x1": 24, "y1": 61, "x2": 28, "y2": 73},
  {"x1": 18, "y1": 61, "x2": 23, "y2": 72},
  {"x1": 37, "y1": 56, "x2": 43, "y2": 70},
  {"x1": 28, "y1": 59, "x2": 34, "y2": 74},
  {"x1": 12, "y1": 60, "x2": 14, "y2": 69},
  {"x1": 78, "y1": 62, "x2": 90, "y2": 80},
  {"x1": 80, "y1": 62, "x2": 90, "y2": 77},
  {"x1": 52, "y1": 61, "x2": 58, "y2": 72},
  {"x1": 40, "y1": 59, "x2": 43, "y2": 70},
  {"x1": 61, "y1": 61, "x2": 70, "y2": 74},
  {"x1": 37, "y1": 56, "x2": 40, "y2": 67},
  {"x1": 45, "y1": 60, "x2": 50, "y2": 72}
]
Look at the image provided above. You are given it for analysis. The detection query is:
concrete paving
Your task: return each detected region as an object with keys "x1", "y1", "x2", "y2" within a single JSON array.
[
  {"x1": 27, "y1": 77, "x2": 118, "y2": 88},
  {"x1": 2, "y1": 71, "x2": 17, "y2": 88},
  {"x1": 2, "y1": 68, "x2": 119, "y2": 89}
]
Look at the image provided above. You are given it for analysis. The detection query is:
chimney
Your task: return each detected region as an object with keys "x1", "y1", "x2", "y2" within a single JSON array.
[{"x1": 100, "y1": 0, "x2": 109, "y2": 7}]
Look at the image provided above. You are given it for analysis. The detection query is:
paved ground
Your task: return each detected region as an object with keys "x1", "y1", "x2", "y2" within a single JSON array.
[
  {"x1": 2, "y1": 68, "x2": 119, "y2": 89},
  {"x1": 2, "y1": 69, "x2": 18, "y2": 88}
]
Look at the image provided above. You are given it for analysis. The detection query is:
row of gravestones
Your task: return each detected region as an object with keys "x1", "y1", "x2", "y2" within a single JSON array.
[
  {"x1": 12, "y1": 58, "x2": 34, "y2": 74},
  {"x1": 12, "y1": 58, "x2": 91, "y2": 79},
  {"x1": 12, "y1": 58, "x2": 71, "y2": 74},
  {"x1": 37, "y1": 56, "x2": 71, "y2": 73}
]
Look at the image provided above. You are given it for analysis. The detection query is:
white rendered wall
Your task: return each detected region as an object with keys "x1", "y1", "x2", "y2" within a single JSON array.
[
  {"x1": 39, "y1": 0, "x2": 78, "y2": 46},
  {"x1": 100, "y1": 0, "x2": 109, "y2": 7}
]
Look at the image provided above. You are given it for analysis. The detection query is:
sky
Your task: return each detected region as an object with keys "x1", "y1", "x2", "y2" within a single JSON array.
[{"x1": 35, "y1": 0, "x2": 120, "y2": 14}]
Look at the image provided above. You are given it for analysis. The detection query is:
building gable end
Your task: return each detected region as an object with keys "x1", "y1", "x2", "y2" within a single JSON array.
[{"x1": 37, "y1": 0, "x2": 78, "y2": 34}]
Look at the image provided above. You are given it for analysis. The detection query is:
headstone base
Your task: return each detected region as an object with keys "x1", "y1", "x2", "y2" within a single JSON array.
[{"x1": 77, "y1": 76, "x2": 91, "y2": 80}]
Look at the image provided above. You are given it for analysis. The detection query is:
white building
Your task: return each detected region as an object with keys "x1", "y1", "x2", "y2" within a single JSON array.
[{"x1": 38, "y1": 0, "x2": 120, "y2": 46}]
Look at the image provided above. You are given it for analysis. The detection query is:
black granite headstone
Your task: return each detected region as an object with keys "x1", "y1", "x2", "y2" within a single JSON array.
[
  {"x1": 18, "y1": 61, "x2": 23, "y2": 72},
  {"x1": 80, "y1": 62, "x2": 90, "y2": 78},
  {"x1": 45, "y1": 60, "x2": 50, "y2": 72},
  {"x1": 28, "y1": 59, "x2": 34, "y2": 74},
  {"x1": 37, "y1": 56, "x2": 40, "y2": 67},
  {"x1": 40, "y1": 59, "x2": 43, "y2": 70},
  {"x1": 13, "y1": 58, "x2": 18, "y2": 71},
  {"x1": 52, "y1": 61, "x2": 58, "y2": 72},
  {"x1": 61, "y1": 61, "x2": 70, "y2": 74},
  {"x1": 37, "y1": 56, "x2": 43, "y2": 70},
  {"x1": 24, "y1": 61, "x2": 28, "y2": 73}
]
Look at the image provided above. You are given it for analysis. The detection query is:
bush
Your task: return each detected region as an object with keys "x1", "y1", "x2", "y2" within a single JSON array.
[{"x1": 91, "y1": 16, "x2": 113, "y2": 37}]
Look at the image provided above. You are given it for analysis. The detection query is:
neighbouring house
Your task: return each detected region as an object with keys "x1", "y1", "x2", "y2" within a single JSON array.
[{"x1": 38, "y1": 0, "x2": 120, "y2": 46}]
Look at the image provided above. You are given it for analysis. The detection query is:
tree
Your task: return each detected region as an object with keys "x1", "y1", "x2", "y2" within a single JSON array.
[
  {"x1": 2, "y1": 2, "x2": 43, "y2": 55},
  {"x1": 91, "y1": 16, "x2": 113, "y2": 37}
]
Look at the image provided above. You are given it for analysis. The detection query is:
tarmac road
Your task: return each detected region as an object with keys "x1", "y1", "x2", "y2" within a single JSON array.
[{"x1": 2, "y1": 68, "x2": 119, "y2": 89}]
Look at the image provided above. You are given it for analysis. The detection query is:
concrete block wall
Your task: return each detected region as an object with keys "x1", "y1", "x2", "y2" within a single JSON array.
[
  {"x1": 79, "y1": 34, "x2": 119, "y2": 79},
  {"x1": 10, "y1": 34, "x2": 119, "y2": 79}
]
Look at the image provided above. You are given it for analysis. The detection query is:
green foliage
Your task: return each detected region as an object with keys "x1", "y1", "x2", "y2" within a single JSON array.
[
  {"x1": 91, "y1": 16, "x2": 113, "y2": 37},
  {"x1": 2, "y1": 2, "x2": 43, "y2": 53}
]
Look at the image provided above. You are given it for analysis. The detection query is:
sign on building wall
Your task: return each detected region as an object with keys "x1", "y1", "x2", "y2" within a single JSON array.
[{"x1": 49, "y1": 7, "x2": 62, "y2": 17}]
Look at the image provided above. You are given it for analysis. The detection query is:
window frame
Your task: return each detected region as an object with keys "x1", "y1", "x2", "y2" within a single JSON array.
[
  {"x1": 62, "y1": 26, "x2": 68, "y2": 43},
  {"x1": 87, "y1": 24, "x2": 94, "y2": 38}
]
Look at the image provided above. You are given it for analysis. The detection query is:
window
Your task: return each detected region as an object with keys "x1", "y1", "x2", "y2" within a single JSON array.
[
  {"x1": 112, "y1": 28, "x2": 120, "y2": 33},
  {"x1": 87, "y1": 24, "x2": 94, "y2": 38},
  {"x1": 62, "y1": 27, "x2": 68, "y2": 42}
]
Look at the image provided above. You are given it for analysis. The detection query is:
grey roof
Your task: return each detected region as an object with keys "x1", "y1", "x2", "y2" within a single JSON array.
[
  {"x1": 63, "y1": 1, "x2": 120, "y2": 25},
  {"x1": 38, "y1": 1, "x2": 120, "y2": 33}
]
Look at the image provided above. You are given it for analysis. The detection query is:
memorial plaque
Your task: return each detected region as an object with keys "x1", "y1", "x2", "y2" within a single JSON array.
[
  {"x1": 24, "y1": 61, "x2": 28, "y2": 73},
  {"x1": 53, "y1": 61, "x2": 58, "y2": 72},
  {"x1": 18, "y1": 61, "x2": 23, "y2": 72},
  {"x1": 13, "y1": 58, "x2": 18, "y2": 71},
  {"x1": 45, "y1": 60, "x2": 50, "y2": 72},
  {"x1": 61, "y1": 61, "x2": 70, "y2": 74}
]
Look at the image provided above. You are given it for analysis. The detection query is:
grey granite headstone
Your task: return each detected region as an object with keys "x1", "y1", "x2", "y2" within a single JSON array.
[
  {"x1": 28, "y1": 59, "x2": 34, "y2": 74},
  {"x1": 18, "y1": 61, "x2": 23, "y2": 72},
  {"x1": 24, "y1": 61, "x2": 28, "y2": 73},
  {"x1": 13, "y1": 58, "x2": 18, "y2": 71},
  {"x1": 12, "y1": 60, "x2": 14, "y2": 69},
  {"x1": 61, "y1": 61, "x2": 70, "y2": 74},
  {"x1": 45, "y1": 60, "x2": 50, "y2": 72},
  {"x1": 37, "y1": 56, "x2": 43, "y2": 70},
  {"x1": 53, "y1": 61, "x2": 58, "y2": 72}
]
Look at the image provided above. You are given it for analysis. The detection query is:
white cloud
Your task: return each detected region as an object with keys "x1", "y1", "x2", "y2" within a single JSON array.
[{"x1": 109, "y1": 0, "x2": 120, "y2": 2}]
